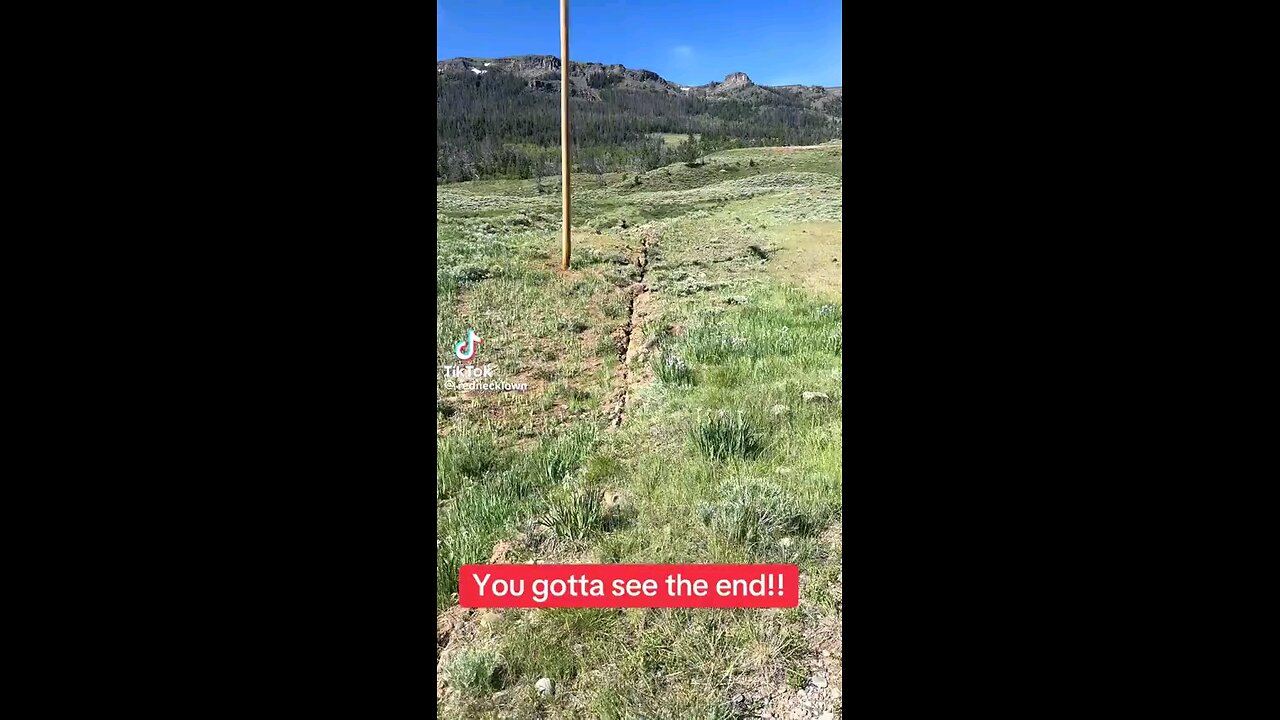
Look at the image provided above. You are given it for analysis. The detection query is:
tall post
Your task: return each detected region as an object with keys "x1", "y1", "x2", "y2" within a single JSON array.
[{"x1": 560, "y1": 0, "x2": 571, "y2": 270}]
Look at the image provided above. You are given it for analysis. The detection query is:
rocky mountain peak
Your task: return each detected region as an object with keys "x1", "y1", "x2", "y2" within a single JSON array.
[{"x1": 722, "y1": 72, "x2": 753, "y2": 89}]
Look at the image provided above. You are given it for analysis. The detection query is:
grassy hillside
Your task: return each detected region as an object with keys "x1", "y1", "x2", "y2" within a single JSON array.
[{"x1": 437, "y1": 142, "x2": 843, "y2": 720}]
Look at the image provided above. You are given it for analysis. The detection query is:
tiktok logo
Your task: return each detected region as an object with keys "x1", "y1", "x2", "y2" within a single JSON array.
[{"x1": 454, "y1": 328, "x2": 483, "y2": 361}]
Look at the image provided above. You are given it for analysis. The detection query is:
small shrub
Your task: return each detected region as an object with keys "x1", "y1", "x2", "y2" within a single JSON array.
[
  {"x1": 698, "y1": 479, "x2": 820, "y2": 547},
  {"x1": 436, "y1": 398, "x2": 455, "y2": 419},
  {"x1": 445, "y1": 649, "x2": 504, "y2": 695},
  {"x1": 449, "y1": 263, "x2": 491, "y2": 288}
]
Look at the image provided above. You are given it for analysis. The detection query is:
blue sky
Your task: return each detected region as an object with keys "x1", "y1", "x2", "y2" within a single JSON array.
[{"x1": 437, "y1": 0, "x2": 842, "y2": 88}]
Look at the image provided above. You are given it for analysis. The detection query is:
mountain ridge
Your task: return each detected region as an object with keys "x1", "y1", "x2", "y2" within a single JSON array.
[{"x1": 436, "y1": 56, "x2": 840, "y2": 96}]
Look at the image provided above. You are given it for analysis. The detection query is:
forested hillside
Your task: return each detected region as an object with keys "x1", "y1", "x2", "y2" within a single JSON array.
[{"x1": 436, "y1": 56, "x2": 842, "y2": 183}]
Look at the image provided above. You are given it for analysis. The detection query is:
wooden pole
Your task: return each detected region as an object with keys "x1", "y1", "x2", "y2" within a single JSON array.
[{"x1": 560, "y1": 0, "x2": 571, "y2": 270}]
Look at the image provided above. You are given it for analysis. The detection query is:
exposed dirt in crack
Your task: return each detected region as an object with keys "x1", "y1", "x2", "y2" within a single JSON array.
[{"x1": 610, "y1": 231, "x2": 655, "y2": 428}]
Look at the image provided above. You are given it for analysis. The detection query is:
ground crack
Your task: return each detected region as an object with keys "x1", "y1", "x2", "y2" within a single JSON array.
[{"x1": 610, "y1": 233, "x2": 653, "y2": 428}]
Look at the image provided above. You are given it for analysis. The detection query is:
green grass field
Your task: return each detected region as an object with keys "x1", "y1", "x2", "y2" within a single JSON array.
[
  {"x1": 648, "y1": 132, "x2": 702, "y2": 148},
  {"x1": 437, "y1": 143, "x2": 843, "y2": 720}
]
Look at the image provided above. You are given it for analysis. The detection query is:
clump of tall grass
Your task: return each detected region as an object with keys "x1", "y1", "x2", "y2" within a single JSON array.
[
  {"x1": 438, "y1": 429, "x2": 509, "y2": 503},
  {"x1": 654, "y1": 352, "x2": 695, "y2": 385},
  {"x1": 535, "y1": 425, "x2": 596, "y2": 482},
  {"x1": 689, "y1": 409, "x2": 768, "y2": 461},
  {"x1": 436, "y1": 427, "x2": 595, "y2": 608},
  {"x1": 684, "y1": 328, "x2": 749, "y2": 361},
  {"x1": 437, "y1": 527, "x2": 489, "y2": 608},
  {"x1": 439, "y1": 430, "x2": 507, "y2": 479},
  {"x1": 541, "y1": 486, "x2": 605, "y2": 540},
  {"x1": 438, "y1": 263, "x2": 492, "y2": 292}
]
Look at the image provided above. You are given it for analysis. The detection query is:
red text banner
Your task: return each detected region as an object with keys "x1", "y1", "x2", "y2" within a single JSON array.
[{"x1": 459, "y1": 564, "x2": 800, "y2": 608}]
